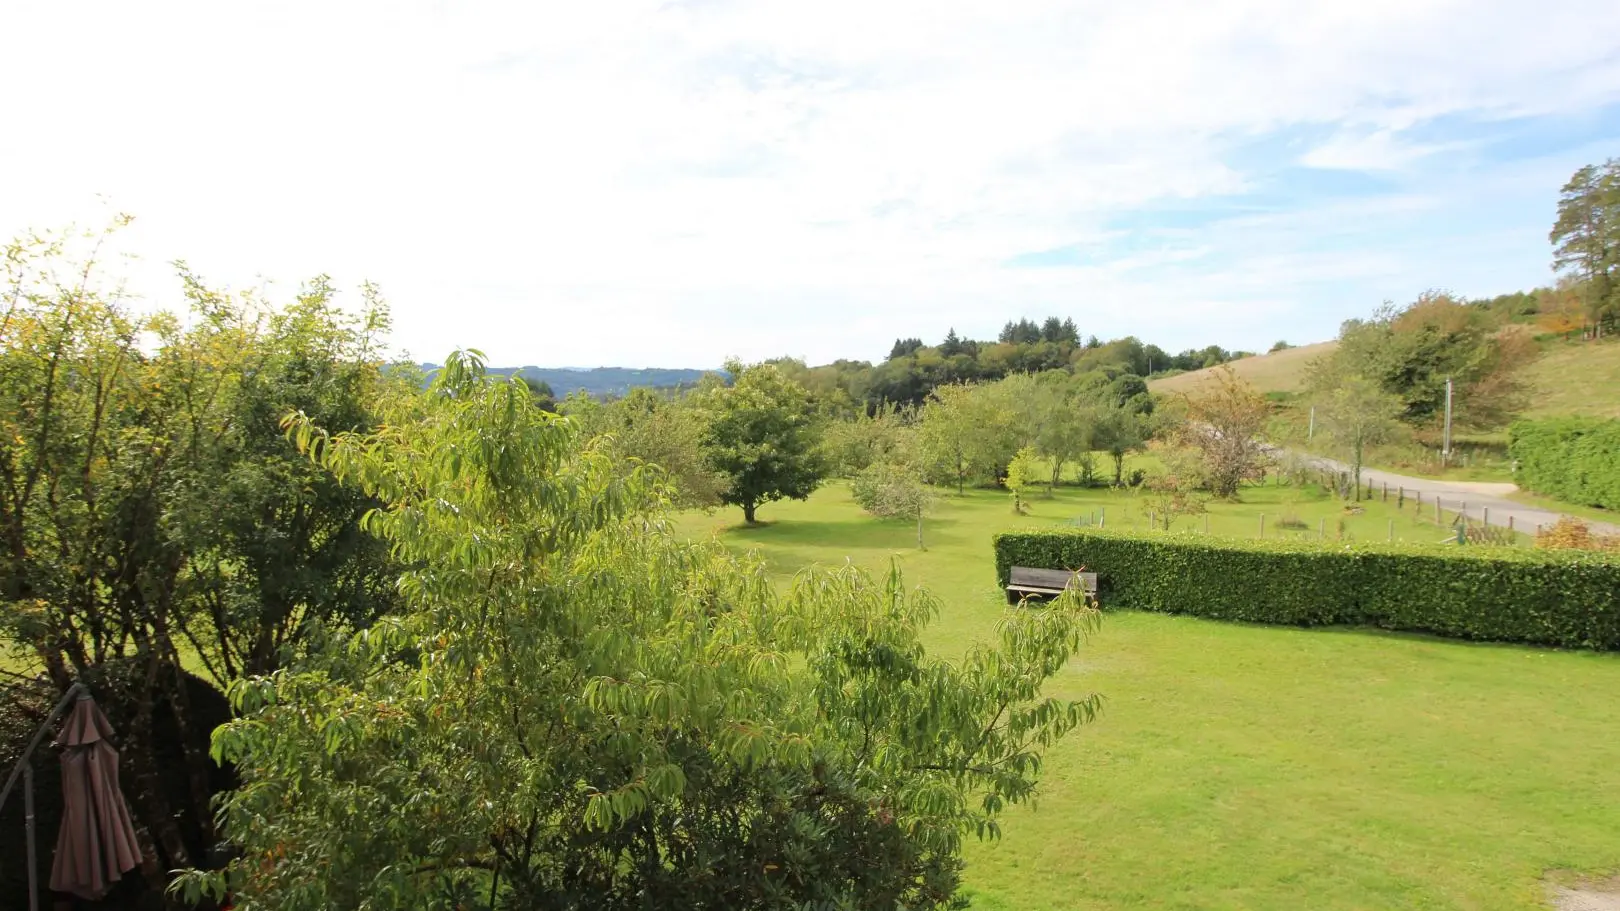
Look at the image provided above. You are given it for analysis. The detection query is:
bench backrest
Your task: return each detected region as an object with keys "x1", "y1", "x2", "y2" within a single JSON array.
[{"x1": 1009, "y1": 566, "x2": 1097, "y2": 592}]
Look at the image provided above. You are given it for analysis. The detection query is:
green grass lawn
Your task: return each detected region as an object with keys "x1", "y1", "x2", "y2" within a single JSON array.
[{"x1": 674, "y1": 478, "x2": 1620, "y2": 909}]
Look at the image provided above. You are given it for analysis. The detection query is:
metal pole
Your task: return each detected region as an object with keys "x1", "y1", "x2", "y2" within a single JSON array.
[
  {"x1": 1308, "y1": 405, "x2": 1315, "y2": 440},
  {"x1": 1442, "y1": 376, "x2": 1453, "y2": 466},
  {"x1": 24, "y1": 762, "x2": 37, "y2": 911}
]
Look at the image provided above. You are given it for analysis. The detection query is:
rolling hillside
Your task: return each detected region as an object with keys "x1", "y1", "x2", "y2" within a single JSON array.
[
  {"x1": 1148, "y1": 341, "x2": 1336, "y2": 397},
  {"x1": 1151, "y1": 338, "x2": 1620, "y2": 422}
]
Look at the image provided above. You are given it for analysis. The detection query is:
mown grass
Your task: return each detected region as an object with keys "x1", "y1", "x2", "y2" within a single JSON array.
[{"x1": 674, "y1": 478, "x2": 1620, "y2": 910}]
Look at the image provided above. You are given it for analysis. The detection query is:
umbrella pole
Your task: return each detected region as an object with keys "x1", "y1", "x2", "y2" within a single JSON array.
[{"x1": 24, "y1": 762, "x2": 38, "y2": 911}]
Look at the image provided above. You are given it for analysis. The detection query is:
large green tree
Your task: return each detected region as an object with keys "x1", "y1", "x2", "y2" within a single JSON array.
[
  {"x1": 181, "y1": 351, "x2": 1100, "y2": 911},
  {"x1": 917, "y1": 383, "x2": 1018, "y2": 494},
  {"x1": 0, "y1": 223, "x2": 398, "y2": 885},
  {"x1": 698, "y1": 362, "x2": 827, "y2": 523},
  {"x1": 1325, "y1": 292, "x2": 1533, "y2": 432},
  {"x1": 1550, "y1": 159, "x2": 1620, "y2": 333}
]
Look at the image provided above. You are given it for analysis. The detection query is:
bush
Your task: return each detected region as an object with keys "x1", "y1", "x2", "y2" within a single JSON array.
[
  {"x1": 992, "y1": 529, "x2": 1620, "y2": 650},
  {"x1": 1510, "y1": 417, "x2": 1620, "y2": 510}
]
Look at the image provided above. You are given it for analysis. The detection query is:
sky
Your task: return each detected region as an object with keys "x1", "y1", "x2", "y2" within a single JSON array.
[{"x1": 4, "y1": 1, "x2": 1620, "y2": 369}]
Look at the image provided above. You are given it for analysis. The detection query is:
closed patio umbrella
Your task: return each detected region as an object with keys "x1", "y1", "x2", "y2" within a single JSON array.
[{"x1": 49, "y1": 695, "x2": 141, "y2": 900}]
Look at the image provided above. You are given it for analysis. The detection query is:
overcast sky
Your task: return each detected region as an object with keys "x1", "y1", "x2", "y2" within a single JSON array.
[{"x1": 5, "y1": 1, "x2": 1620, "y2": 368}]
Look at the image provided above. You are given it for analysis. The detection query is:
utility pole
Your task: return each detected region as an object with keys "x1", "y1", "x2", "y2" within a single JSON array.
[{"x1": 1441, "y1": 376, "x2": 1453, "y2": 467}]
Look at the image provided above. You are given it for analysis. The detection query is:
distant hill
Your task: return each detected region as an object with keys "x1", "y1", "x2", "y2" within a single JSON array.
[{"x1": 419, "y1": 364, "x2": 713, "y2": 399}]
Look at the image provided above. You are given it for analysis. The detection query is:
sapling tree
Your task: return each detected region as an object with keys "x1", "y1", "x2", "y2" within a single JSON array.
[{"x1": 851, "y1": 460, "x2": 936, "y2": 549}]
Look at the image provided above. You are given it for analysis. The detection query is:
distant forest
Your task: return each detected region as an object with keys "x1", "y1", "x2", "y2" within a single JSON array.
[{"x1": 459, "y1": 285, "x2": 1580, "y2": 413}]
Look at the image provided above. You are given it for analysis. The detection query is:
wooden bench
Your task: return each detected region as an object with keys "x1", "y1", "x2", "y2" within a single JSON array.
[{"x1": 1006, "y1": 566, "x2": 1097, "y2": 604}]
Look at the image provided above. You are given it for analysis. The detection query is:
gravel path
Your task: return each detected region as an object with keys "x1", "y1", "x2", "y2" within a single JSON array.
[{"x1": 1275, "y1": 449, "x2": 1620, "y2": 537}]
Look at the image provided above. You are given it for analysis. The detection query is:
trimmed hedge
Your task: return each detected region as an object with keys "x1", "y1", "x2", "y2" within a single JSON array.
[
  {"x1": 1509, "y1": 417, "x2": 1620, "y2": 511},
  {"x1": 993, "y1": 529, "x2": 1620, "y2": 650}
]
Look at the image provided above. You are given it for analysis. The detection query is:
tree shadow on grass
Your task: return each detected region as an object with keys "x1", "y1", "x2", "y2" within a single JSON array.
[
  {"x1": 720, "y1": 515, "x2": 968, "y2": 551},
  {"x1": 1111, "y1": 608, "x2": 1620, "y2": 659}
]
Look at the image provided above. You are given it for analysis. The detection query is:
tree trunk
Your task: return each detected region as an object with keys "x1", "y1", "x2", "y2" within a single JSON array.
[
  {"x1": 915, "y1": 513, "x2": 924, "y2": 550},
  {"x1": 742, "y1": 502, "x2": 757, "y2": 524}
]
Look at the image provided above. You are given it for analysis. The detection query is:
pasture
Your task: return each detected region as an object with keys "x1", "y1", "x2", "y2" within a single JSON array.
[{"x1": 675, "y1": 481, "x2": 1620, "y2": 910}]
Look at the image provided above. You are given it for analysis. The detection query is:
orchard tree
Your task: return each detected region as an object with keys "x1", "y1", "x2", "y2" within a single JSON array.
[
  {"x1": 699, "y1": 361, "x2": 827, "y2": 523},
  {"x1": 568, "y1": 386, "x2": 729, "y2": 509},
  {"x1": 850, "y1": 460, "x2": 935, "y2": 549},
  {"x1": 1177, "y1": 367, "x2": 1271, "y2": 498},
  {"x1": 179, "y1": 351, "x2": 1101, "y2": 911},
  {"x1": 1092, "y1": 403, "x2": 1148, "y2": 487},
  {"x1": 1004, "y1": 446, "x2": 1039, "y2": 514},
  {"x1": 1307, "y1": 371, "x2": 1404, "y2": 500},
  {"x1": 1033, "y1": 381, "x2": 1096, "y2": 491},
  {"x1": 917, "y1": 383, "x2": 1017, "y2": 494}
]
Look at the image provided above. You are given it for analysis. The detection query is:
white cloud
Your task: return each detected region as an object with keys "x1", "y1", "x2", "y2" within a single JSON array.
[{"x1": 3, "y1": 0, "x2": 1619, "y2": 365}]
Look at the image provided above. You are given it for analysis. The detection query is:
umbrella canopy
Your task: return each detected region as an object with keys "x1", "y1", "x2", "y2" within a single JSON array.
[{"x1": 49, "y1": 696, "x2": 142, "y2": 900}]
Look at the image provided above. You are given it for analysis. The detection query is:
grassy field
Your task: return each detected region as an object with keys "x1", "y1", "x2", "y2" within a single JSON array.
[
  {"x1": 1517, "y1": 339, "x2": 1620, "y2": 420},
  {"x1": 674, "y1": 479, "x2": 1620, "y2": 910}
]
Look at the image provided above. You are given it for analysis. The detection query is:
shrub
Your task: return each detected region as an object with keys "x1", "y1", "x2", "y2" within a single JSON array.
[
  {"x1": 992, "y1": 529, "x2": 1620, "y2": 650},
  {"x1": 1537, "y1": 517, "x2": 1620, "y2": 553},
  {"x1": 1510, "y1": 417, "x2": 1620, "y2": 510}
]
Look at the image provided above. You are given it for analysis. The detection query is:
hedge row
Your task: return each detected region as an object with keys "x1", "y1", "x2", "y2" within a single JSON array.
[
  {"x1": 992, "y1": 530, "x2": 1620, "y2": 650},
  {"x1": 1509, "y1": 417, "x2": 1620, "y2": 511}
]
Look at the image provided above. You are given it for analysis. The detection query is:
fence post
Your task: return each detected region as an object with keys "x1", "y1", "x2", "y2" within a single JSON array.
[
  {"x1": 1204, "y1": 514, "x2": 1210, "y2": 534},
  {"x1": 1435, "y1": 498, "x2": 1441, "y2": 523},
  {"x1": 1508, "y1": 515, "x2": 1514, "y2": 533},
  {"x1": 1259, "y1": 514, "x2": 1265, "y2": 538},
  {"x1": 1388, "y1": 518, "x2": 1394, "y2": 542},
  {"x1": 1398, "y1": 486, "x2": 1405, "y2": 507},
  {"x1": 1482, "y1": 506, "x2": 1489, "y2": 527},
  {"x1": 1382, "y1": 482, "x2": 1388, "y2": 501},
  {"x1": 1099, "y1": 507, "x2": 1105, "y2": 529},
  {"x1": 1319, "y1": 517, "x2": 1325, "y2": 540}
]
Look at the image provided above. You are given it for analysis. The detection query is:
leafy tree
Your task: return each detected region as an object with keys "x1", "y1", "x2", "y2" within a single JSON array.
[
  {"x1": 1550, "y1": 159, "x2": 1620, "y2": 332},
  {"x1": 1033, "y1": 383, "x2": 1095, "y2": 491},
  {"x1": 568, "y1": 387, "x2": 728, "y2": 509},
  {"x1": 181, "y1": 351, "x2": 1101, "y2": 911},
  {"x1": 1269, "y1": 340, "x2": 1292, "y2": 353},
  {"x1": 1004, "y1": 446, "x2": 1039, "y2": 514},
  {"x1": 889, "y1": 337, "x2": 924, "y2": 360},
  {"x1": 822, "y1": 404, "x2": 914, "y2": 478},
  {"x1": 699, "y1": 362, "x2": 827, "y2": 523},
  {"x1": 0, "y1": 223, "x2": 396, "y2": 885},
  {"x1": 1308, "y1": 373, "x2": 1404, "y2": 500},
  {"x1": 519, "y1": 374, "x2": 558, "y2": 411},
  {"x1": 917, "y1": 383, "x2": 1018, "y2": 494},
  {"x1": 850, "y1": 460, "x2": 935, "y2": 549},
  {"x1": 1176, "y1": 367, "x2": 1271, "y2": 498},
  {"x1": 1092, "y1": 403, "x2": 1148, "y2": 487},
  {"x1": 1326, "y1": 293, "x2": 1532, "y2": 431}
]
